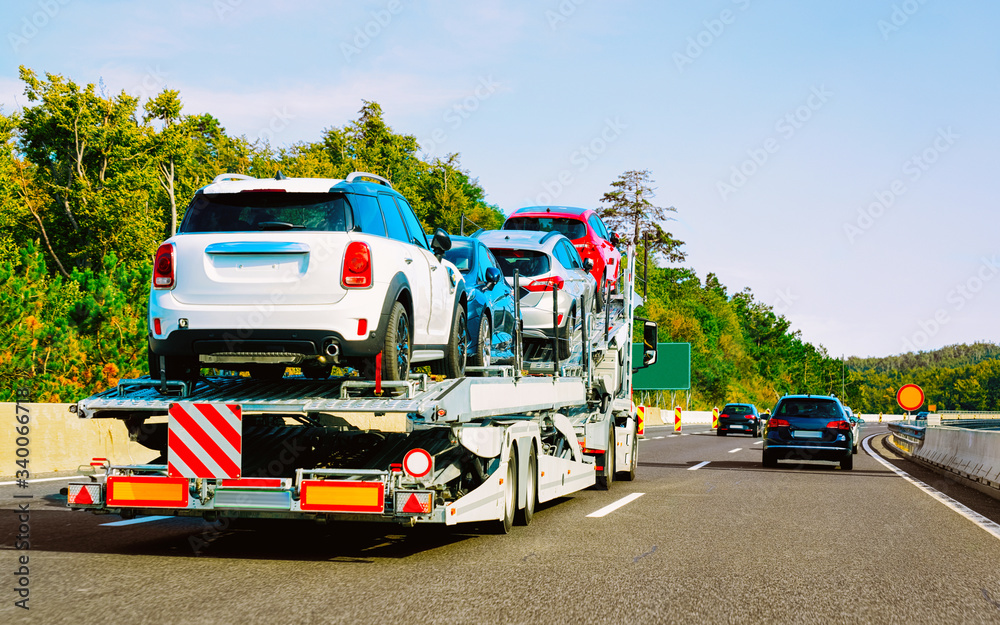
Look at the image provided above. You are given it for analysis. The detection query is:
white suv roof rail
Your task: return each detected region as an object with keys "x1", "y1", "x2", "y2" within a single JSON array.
[
  {"x1": 346, "y1": 171, "x2": 393, "y2": 188},
  {"x1": 212, "y1": 173, "x2": 256, "y2": 183}
]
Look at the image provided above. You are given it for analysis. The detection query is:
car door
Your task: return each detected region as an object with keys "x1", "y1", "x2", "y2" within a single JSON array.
[
  {"x1": 377, "y1": 194, "x2": 434, "y2": 345},
  {"x1": 395, "y1": 196, "x2": 453, "y2": 346},
  {"x1": 479, "y1": 243, "x2": 515, "y2": 354},
  {"x1": 556, "y1": 239, "x2": 591, "y2": 314}
]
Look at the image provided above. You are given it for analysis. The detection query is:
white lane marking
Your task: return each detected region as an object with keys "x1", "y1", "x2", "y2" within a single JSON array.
[
  {"x1": 653, "y1": 436, "x2": 665, "y2": 440},
  {"x1": 0, "y1": 475, "x2": 80, "y2": 487},
  {"x1": 863, "y1": 434, "x2": 1000, "y2": 542},
  {"x1": 680, "y1": 433, "x2": 689, "y2": 436},
  {"x1": 728, "y1": 448, "x2": 741, "y2": 454},
  {"x1": 587, "y1": 492, "x2": 645, "y2": 518},
  {"x1": 688, "y1": 461, "x2": 711, "y2": 471},
  {"x1": 753, "y1": 441, "x2": 764, "y2": 445},
  {"x1": 101, "y1": 516, "x2": 173, "y2": 527}
]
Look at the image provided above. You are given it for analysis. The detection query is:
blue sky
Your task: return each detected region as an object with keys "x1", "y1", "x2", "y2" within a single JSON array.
[{"x1": 3, "y1": 0, "x2": 998, "y2": 359}]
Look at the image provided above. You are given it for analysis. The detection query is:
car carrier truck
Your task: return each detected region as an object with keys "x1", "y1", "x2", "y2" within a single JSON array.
[{"x1": 66, "y1": 246, "x2": 657, "y2": 533}]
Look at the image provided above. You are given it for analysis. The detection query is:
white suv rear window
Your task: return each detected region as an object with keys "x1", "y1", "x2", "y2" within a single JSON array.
[{"x1": 180, "y1": 192, "x2": 352, "y2": 233}]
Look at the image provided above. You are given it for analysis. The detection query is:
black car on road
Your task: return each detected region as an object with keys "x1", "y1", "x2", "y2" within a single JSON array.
[{"x1": 717, "y1": 403, "x2": 762, "y2": 437}]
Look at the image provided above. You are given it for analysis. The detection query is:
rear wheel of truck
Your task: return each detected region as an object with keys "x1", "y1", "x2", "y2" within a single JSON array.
[
  {"x1": 497, "y1": 447, "x2": 517, "y2": 534},
  {"x1": 516, "y1": 445, "x2": 537, "y2": 526},
  {"x1": 619, "y1": 431, "x2": 638, "y2": 482},
  {"x1": 596, "y1": 422, "x2": 615, "y2": 490}
]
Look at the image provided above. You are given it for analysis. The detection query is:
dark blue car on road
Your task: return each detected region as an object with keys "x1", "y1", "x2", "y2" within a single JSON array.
[
  {"x1": 762, "y1": 394, "x2": 855, "y2": 470},
  {"x1": 444, "y1": 236, "x2": 518, "y2": 366}
]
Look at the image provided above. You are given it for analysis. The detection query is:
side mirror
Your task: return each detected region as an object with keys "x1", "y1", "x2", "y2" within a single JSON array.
[
  {"x1": 431, "y1": 228, "x2": 452, "y2": 257},
  {"x1": 611, "y1": 232, "x2": 622, "y2": 247},
  {"x1": 641, "y1": 319, "x2": 657, "y2": 367},
  {"x1": 583, "y1": 257, "x2": 594, "y2": 272},
  {"x1": 485, "y1": 266, "x2": 501, "y2": 288}
]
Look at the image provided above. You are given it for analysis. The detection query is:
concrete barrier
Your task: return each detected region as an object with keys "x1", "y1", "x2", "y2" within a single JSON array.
[
  {"x1": 914, "y1": 426, "x2": 1000, "y2": 488},
  {"x1": 0, "y1": 403, "x2": 156, "y2": 477}
]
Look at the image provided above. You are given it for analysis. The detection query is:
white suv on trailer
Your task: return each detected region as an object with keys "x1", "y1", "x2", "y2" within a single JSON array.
[{"x1": 148, "y1": 172, "x2": 468, "y2": 382}]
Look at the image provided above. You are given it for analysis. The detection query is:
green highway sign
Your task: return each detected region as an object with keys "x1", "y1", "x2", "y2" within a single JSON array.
[{"x1": 631, "y1": 342, "x2": 691, "y2": 391}]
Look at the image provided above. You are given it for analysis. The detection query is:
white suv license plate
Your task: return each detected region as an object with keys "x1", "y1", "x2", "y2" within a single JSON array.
[{"x1": 792, "y1": 431, "x2": 823, "y2": 439}]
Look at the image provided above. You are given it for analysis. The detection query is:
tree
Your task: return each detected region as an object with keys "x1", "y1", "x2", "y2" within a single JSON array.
[{"x1": 599, "y1": 169, "x2": 685, "y2": 263}]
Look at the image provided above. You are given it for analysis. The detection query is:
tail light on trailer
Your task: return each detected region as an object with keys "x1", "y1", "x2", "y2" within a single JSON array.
[
  {"x1": 524, "y1": 276, "x2": 564, "y2": 292},
  {"x1": 152, "y1": 243, "x2": 176, "y2": 289},
  {"x1": 342, "y1": 241, "x2": 372, "y2": 288}
]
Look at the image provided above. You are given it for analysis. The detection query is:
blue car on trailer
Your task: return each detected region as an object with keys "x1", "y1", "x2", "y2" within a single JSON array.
[{"x1": 444, "y1": 235, "x2": 519, "y2": 366}]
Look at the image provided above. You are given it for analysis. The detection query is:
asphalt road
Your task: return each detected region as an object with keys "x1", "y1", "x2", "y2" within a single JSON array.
[{"x1": 4, "y1": 423, "x2": 1000, "y2": 624}]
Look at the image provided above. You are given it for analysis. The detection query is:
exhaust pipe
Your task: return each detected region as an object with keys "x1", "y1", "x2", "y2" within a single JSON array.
[{"x1": 324, "y1": 341, "x2": 340, "y2": 358}]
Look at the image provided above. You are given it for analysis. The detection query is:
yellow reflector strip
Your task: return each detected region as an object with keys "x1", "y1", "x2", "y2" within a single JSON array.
[
  {"x1": 300, "y1": 480, "x2": 384, "y2": 513},
  {"x1": 107, "y1": 476, "x2": 189, "y2": 508}
]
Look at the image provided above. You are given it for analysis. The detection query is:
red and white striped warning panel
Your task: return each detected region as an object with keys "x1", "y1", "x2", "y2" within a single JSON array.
[{"x1": 167, "y1": 402, "x2": 242, "y2": 479}]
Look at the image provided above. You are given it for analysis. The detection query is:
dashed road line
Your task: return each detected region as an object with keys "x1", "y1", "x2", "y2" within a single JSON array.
[
  {"x1": 0, "y1": 475, "x2": 80, "y2": 487},
  {"x1": 587, "y1": 492, "x2": 645, "y2": 518},
  {"x1": 728, "y1": 448, "x2": 741, "y2": 454},
  {"x1": 688, "y1": 461, "x2": 711, "y2": 471}
]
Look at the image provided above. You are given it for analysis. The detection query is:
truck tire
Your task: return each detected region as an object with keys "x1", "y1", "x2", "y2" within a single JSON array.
[
  {"x1": 498, "y1": 447, "x2": 517, "y2": 534},
  {"x1": 619, "y1": 431, "x2": 638, "y2": 482},
  {"x1": 515, "y1": 445, "x2": 537, "y2": 526},
  {"x1": 442, "y1": 306, "x2": 468, "y2": 378},
  {"x1": 596, "y1": 422, "x2": 615, "y2": 490},
  {"x1": 382, "y1": 301, "x2": 411, "y2": 381}
]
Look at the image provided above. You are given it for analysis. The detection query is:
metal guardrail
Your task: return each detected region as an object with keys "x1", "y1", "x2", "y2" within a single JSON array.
[{"x1": 888, "y1": 421, "x2": 925, "y2": 455}]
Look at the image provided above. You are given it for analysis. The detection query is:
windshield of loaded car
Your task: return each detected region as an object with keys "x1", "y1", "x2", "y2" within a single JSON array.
[{"x1": 180, "y1": 192, "x2": 352, "y2": 232}]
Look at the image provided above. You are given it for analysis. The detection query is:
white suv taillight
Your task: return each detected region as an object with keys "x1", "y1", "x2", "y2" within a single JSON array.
[
  {"x1": 342, "y1": 241, "x2": 372, "y2": 288},
  {"x1": 152, "y1": 243, "x2": 175, "y2": 289}
]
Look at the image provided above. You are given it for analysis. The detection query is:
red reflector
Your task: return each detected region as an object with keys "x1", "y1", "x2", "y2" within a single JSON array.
[
  {"x1": 220, "y1": 478, "x2": 283, "y2": 488},
  {"x1": 401, "y1": 492, "x2": 432, "y2": 514},
  {"x1": 153, "y1": 318, "x2": 162, "y2": 335},
  {"x1": 73, "y1": 486, "x2": 94, "y2": 505},
  {"x1": 357, "y1": 318, "x2": 367, "y2": 336}
]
